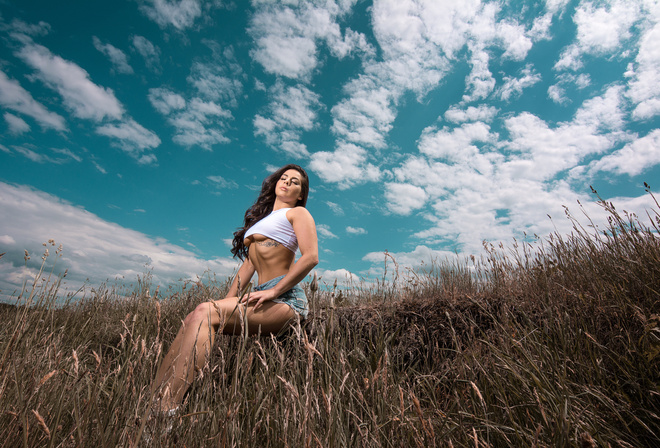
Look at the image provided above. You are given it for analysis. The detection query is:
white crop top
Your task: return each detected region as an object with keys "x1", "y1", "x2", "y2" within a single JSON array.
[{"x1": 244, "y1": 208, "x2": 298, "y2": 253}]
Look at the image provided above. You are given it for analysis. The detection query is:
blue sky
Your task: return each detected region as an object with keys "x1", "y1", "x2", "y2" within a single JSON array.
[{"x1": 1, "y1": 0, "x2": 659, "y2": 299}]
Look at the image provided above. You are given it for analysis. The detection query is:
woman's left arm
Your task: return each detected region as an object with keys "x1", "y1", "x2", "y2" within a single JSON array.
[{"x1": 250, "y1": 207, "x2": 319, "y2": 310}]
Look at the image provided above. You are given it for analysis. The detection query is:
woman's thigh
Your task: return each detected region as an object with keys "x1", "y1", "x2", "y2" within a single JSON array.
[{"x1": 203, "y1": 297, "x2": 296, "y2": 335}]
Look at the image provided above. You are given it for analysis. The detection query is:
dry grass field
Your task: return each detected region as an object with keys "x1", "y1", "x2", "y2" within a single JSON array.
[{"x1": 1, "y1": 191, "x2": 659, "y2": 447}]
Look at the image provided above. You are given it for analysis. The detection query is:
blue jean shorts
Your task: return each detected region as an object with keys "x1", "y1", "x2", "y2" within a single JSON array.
[{"x1": 254, "y1": 274, "x2": 308, "y2": 319}]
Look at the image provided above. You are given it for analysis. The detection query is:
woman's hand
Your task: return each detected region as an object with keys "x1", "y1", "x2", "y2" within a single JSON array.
[{"x1": 240, "y1": 288, "x2": 278, "y2": 311}]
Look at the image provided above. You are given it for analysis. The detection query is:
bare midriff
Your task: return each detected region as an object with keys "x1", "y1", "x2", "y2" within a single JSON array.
[{"x1": 244, "y1": 235, "x2": 295, "y2": 284}]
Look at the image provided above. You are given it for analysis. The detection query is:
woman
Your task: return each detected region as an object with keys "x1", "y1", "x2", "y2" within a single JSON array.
[{"x1": 152, "y1": 164, "x2": 318, "y2": 413}]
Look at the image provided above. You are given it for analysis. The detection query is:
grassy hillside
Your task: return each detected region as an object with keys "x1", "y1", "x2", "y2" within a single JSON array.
[{"x1": 1, "y1": 193, "x2": 659, "y2": 447}]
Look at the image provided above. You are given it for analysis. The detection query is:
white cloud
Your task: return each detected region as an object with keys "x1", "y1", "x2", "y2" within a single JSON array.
[
  {"x1": 139, "y1": 0, "x2": 203, "y2": 30},
  {"x1": 207, "y1": 175, "x2": 238, "y2": 189},
  {"x1": 0, "y1": 70, "x2": 66, "y2": 131},
  {"x1": 0, "y1": 235, "x2": 16, "y2": 245},
  {"x1": 131, "y1": 35, "x2": 161, "y2": 73},
  {"x1": 362, "y1": 245, "x2": 460, "y2": 272},
  {"x1": 51, "y1": 147, "x2": 82, "y2": 162},
  {"x1": 314, "y1": 268, "x2": 360, "y2": 286},
  {"x1": 627, "y1": 20, "x2": 660, "y2": 119},
  {"x1": 326, "y1": 201, "x2": 344, "y2": 216},
  {"x1": 555, "y1": 0, "x2": 641, "y2": 71},
  {"x1": 317, "y1": 224, "x2": 338, "y2": 239},
  {"x1": 548, "y1": 84, "x2": 567, "y2": 104},
  {"x1": 95, "y1": 119, "x2": 161, "y2": 163},
  {"x1": 384, "y1": 183, "x2": 428, "y2": 215},
  {"x1": 331, "y1": 79, "x2": 397, "y2": 149},
  {"x1": 16, "y1": 41, "x2": 124, "y2": 121},
  {"x1": 0, "y1": 182, "x2": 240, "y2": 299},
  {"x1": 169, "y1": 99, "x2": 232, "y2": 149},
  {"x1": 503, "y1": 111, "x2": 617, "y2": 181},
  {"x1": 148, "y1": 87, "x2": 186, "y2": 115},
  {"x1": 188, "y1": 45, "x2": 244, "y2": 107},
  {"x1": 346, "y1": 226, "x2": 366, "y2": 235},
  {"x1": 93, "y1": 161, "x2": 107, "y2": 174},
  {"x1": 574, "y1": 0, "x2": 640, "y2": 54},
  {"x1": 384, "y1": 82, "x2": 640, "y2": 256},
  {"x1": 590, "y1": 129, "x2": 660, "y2": 176},
  {"x1": 418, "y1": 121, "x2": 493, "y2": 161},
  {"x1": 11, "y1": 145, "x2": 81, "y2": 164},
  {"x1": 574, "y1": 84, "x2": 626, "y2": 131},
  {"x1": 150, "y1": 86, "x2": 233, "y2": 150},
  {"x1": 496, "y1": 20, "x2": 533, "y2": 60},
  {"x1": 462, "y1": 43, "x2": 496, "y2": 103},
  {"x1": 444, "y1": 105, "x2": 498, "y2": 123},
  {"x1": 498, "y1": 64, "x2": 541, "y2": 101},
  {"x1": 309, "y1": 142, "x2": 380, "y2": 188},
  {"x1": 249, "y1": 0, "x2": 362, "y2": 80},
  {"x1": 7, "y1": 19, "x2": 51, "y2": 37},
  {"x1": 254, "y1": 82, "x2": 321, "y2": 157},
  {"x1": 92, "y1": 36, "x2": 133, "y2": 74},
  {"x1": 4, "y1": 112, "x2": 30, "y2": 135},
  {"x1": 314, "y1": 0, "x2": 551, "y2": 184},
  {"x1": 554, "y1": 43, "x2": 583, "y2": 71}
]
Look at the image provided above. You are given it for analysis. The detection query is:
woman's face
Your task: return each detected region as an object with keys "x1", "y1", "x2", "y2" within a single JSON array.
[{"x1": 276, "y1": 169, "x2": 304, "y2": 205}]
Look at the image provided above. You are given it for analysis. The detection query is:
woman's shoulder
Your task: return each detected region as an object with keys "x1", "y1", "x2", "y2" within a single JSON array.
[{"x1": 285, "y1": 206, "x2": 314, "y2": 221}]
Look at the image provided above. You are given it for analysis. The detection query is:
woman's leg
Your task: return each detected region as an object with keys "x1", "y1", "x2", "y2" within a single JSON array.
[{"x1": 152, "y1": 297, "x2": 295, "y2": 410}]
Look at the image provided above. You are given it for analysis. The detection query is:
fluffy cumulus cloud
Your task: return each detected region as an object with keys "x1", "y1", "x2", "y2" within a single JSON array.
[
  {"x1": 444, "y1": 104, "x2": 498, "y2": 123},
  {"x1": 139, "y1": 0, "x2": 204, "y2": 30},
  {"x1": 418, "y1": 121, "x2": 494, "y2": 160},
  {"x1": 148, "y1": 88, "x2": 233, "y2": 150},
  {"x1": 346, "y1": 226, "x2": 366, "y2": 235},
  {"x1": 249, "y1": 0, "x2": 364, "y2": 80},
  {"x1": 590, "y1": 129, "x2": 660, "y2": 176},
  {"x1": 555, "y1": 0, "x2": 641, "y2": 71},
  {"x1": 254, "y1": 82, "x2": 321, "y2": 157},
  {"x1": 626, "y1": 14, "x2": 660, "y2": 120},
  {"x1": 309, "y1": 142, "x2": 380, "y2": 187},
  {"x1": 309, "y1": 0, "x2": 544, "y2": 186},
  {"x1": 0, "y1": 182, "x2": 240, "y2": 300},
  {"x1": 147, "y1": 47, "x2": 242, "y2": 150},
  {"x1": 498, "y1": 64, "x2": 541, "y2": 101},
  {"x1": 315, "y1": 268, "x2": 360, "y2": 287},
  {"x1": 384, "y1": 183, "x2": 428, "y2": 215},
  {"x1": 96, "y1": 119, "x2": 162, "y2": 164},
  {"x1": 362, "y1": 245, "x2": 461, "y2": 277},
  {"x1": 382, "y1": 82, "x2": 640, "y2": 258}
]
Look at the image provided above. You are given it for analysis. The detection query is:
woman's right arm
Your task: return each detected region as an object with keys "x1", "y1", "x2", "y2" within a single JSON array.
[{"x1": 226, "y1": 258, "x2": 256, "y2": 298}]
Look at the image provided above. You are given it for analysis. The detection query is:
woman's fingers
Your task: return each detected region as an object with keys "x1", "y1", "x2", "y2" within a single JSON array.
[{"x1": 242, "y1": 290, "x2": 275, "y2": 311}]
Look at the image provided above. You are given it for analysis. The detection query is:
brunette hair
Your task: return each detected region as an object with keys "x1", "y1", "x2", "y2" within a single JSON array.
[{"x1": 231, "y1": 164, "x2": 309, "y2": 260}]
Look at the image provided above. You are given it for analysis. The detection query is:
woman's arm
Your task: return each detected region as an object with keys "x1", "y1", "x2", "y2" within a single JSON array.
[
  {"x1": 227, "y1": 258, "x2": 256, "y2": 298},
  {"x1": 247, "y1": 207, "x2": 318, "y2": 310}
]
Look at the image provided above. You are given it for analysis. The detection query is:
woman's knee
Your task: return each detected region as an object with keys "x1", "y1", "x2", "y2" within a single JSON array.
[
  {"x1": 183, "y1": 303, "x2": 210, "y2": 327},
  {"x1": 183, "y1": 299, "x2": 235, "y2": 328}
]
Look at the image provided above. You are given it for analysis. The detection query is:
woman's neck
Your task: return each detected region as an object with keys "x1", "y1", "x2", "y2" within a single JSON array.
[{"x1": 272, "y1": 198, "x2": 295, "y2": 211}]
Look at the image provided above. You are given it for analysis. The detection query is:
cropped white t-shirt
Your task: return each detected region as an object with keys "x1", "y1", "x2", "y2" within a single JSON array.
[{"x1": 244, "y1": 208, "x2": 298, "y2": 253}]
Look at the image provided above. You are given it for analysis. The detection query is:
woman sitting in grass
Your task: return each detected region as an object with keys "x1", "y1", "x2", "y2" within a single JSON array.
[{"x1": 151, "y1": 163, "x2": 318, "y2": 414}]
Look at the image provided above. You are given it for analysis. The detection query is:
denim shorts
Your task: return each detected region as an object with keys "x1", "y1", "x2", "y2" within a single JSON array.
[{"x1": 254, "y1": 274, "x2": 308, "y2": 319}]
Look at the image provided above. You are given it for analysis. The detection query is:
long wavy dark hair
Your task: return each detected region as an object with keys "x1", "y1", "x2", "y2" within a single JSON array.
[{"x1": 231, "y1": 164, "x2": 309, "y2": 260}]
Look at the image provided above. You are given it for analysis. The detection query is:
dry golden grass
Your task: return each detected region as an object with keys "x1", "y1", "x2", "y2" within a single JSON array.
[{"x1": 1, "y1": 190, "x2": 659, "y2": 447}]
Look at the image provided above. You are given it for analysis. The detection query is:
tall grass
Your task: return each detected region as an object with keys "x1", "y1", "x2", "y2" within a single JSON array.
[{"x1": 1, "y1": 192, "x2": 659, "y2": 447}]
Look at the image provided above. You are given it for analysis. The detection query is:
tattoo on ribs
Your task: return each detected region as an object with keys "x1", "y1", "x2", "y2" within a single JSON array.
[{"x1": 257, "y1": 239, "x2": 280, "y2": 248}]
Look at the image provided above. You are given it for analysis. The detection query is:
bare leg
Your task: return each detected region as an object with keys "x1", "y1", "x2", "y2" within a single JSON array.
[{"x1": 152, "y1": 297, "x2": 295, "y2": 410}]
